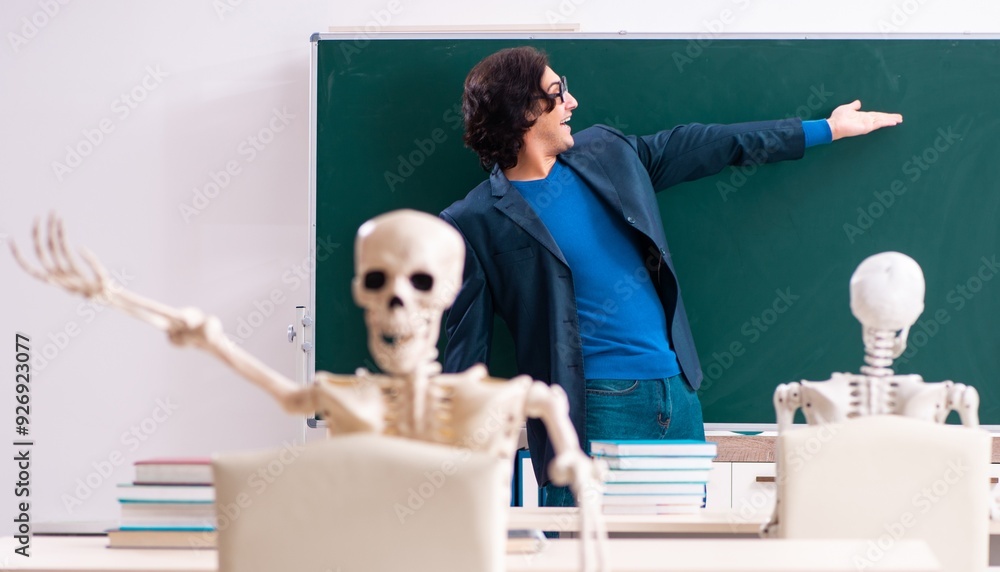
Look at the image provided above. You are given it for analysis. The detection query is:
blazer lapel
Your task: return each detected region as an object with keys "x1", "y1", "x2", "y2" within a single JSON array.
[
  {"x1": 490, "y1": 168, "x2": 568, "y2": 268},
  {"x1": 561, "y1": 152, "x2": 625, "y2": 218},
  {"x1": 562, "y1": 148, "x2": 668, "y2": 249}
]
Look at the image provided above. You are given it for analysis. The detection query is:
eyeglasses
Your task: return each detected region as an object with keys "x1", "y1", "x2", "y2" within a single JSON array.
[{"x1": 541, "y1": 76, "x2": 569, "y2": 104}]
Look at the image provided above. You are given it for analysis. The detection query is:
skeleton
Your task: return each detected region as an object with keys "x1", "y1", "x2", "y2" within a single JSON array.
[
  {"x1": 772, "y1": 252, "x2": 979, "y2": 432},
  {"x1": 11, "y1": 212, "x2": 608, "y2": 571},
  {"x1": 765, "y1": 251, "x2": 986, "y2": 535}
]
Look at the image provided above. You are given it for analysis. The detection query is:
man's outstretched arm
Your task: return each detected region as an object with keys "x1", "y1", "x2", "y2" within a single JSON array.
[{"x1": 630, "y1": 99, "x2": 902, "y2": 191}]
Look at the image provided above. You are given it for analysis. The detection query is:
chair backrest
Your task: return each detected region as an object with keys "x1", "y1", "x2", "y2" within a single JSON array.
[
  {"x1": 776, "y1": 415, "x2": 991, "y2": 572},
  {"x1": 213, "y1": 434, "x2": 506, "y2": 572}
]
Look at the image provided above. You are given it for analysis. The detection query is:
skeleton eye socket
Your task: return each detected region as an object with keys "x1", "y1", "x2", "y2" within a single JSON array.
[
  {"x1": 364, "y1": 271, "x2": 386, "y2": 290},
  {"x1": 410, "y1": 272, "x2": 434, "y2": 291}
]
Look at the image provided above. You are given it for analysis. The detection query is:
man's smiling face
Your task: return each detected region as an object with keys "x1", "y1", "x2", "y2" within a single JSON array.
[{"x1": 526, "y1": 66, "x2": 578, "y2": 158}]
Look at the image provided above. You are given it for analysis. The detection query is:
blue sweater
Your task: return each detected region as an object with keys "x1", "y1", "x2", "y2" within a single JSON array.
[
  {"x1": 510, "y1": 120, "x2": 832, "y2": 381},
  {"x1": 512, "y1": 160, "x2": 681, "y2": 380}
]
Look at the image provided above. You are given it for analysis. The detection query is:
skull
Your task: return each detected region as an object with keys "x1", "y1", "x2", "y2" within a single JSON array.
[
  {"x1": 352, "y1": 210, "x2": 465, "y2": 375},
  {"x1": 850, "y1": 251, "x2": 925, "y2": 357}
]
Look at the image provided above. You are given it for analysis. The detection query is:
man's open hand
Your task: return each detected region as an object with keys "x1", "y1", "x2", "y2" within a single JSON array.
[{"x1": 828, "y1": 100, "x2": 903, "y2": 140}]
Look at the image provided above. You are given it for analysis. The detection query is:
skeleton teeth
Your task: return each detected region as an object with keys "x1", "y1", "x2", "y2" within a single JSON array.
[{"x1": 381, "y1": 332, "x2": 414, "y2": 347}]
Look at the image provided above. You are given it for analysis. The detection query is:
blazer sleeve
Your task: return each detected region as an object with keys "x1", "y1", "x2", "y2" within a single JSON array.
[
  {"x1": 439, "y1": 211, "x2": 494, "y2": 373},
  {"x1": 629, "y1": 119, "x2": 806, "y2": 192}
]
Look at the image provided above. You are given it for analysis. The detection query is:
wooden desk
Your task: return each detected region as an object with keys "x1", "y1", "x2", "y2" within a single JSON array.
[
  {"x1": 509, "y1": 507, "x2": 763, "y2": 535},
  {"x1": 510, "y1": 507, "x2": 1000, "y2": 536},
  {"x1": 0, "y1": 536, "x2": 942, "y2": 572},
  {"x1": 707, "y1": 434, "x2": 1000, "y2": 463},
  {"x1": 513, "y1": 538, "x2": 942, "y2": 571}
]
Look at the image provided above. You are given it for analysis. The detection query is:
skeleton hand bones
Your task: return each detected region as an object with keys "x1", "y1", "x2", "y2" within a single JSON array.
[
  {"x1": 9, "y1": 215, "x2": 227, "y2": 350},
  {"x1": 9, "y1": 214, "x2": 320, "y2": 415}
]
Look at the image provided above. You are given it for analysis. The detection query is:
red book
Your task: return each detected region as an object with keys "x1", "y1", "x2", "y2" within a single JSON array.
[{"x1": 134, "y1": 458, "x2": 213, "y2": 485}]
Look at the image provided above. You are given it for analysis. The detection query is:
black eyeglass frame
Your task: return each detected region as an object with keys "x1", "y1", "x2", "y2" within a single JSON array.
[{"x1": 541, "y1": 76, "x2": 569, "y2": 104}]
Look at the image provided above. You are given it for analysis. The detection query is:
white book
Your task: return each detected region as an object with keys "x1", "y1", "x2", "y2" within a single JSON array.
[
  {"x1": 603, "y1": 504, "x2": 703, "y2": 515},
  {"x1": 605, "y1": 469, "x2": 710, "y2": 483},
  {"x1": 133, "y1": 458, "x2": 213, "y2": 485},
  {"x1": 119, "y1": 501, "x2": 216, "y2": 529},
  {"x1": 116, "y1": 484, "x2": 214, "y2": 503},
  {"x1": 601, "y1": 494, "x2": 706, "y2": 506},
  {"x1": 590, "y1": 439, "x2": 717, "y2": 457},
  {"x1": 596, "y1": 455, "x2": 714, "y2": 470}
]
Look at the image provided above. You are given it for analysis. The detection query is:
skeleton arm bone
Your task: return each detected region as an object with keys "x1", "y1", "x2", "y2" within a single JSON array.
[
  {"x1": 186, "y1": 312, "x2": 316, "y2": 415},
  {"x1": 10, "y1": 215, "x2": 316, "y2": 416},
  {"x1": 765, "y1": 382, "x2": 803, "y2": 537},
  {"x1": 944, "y1": 381, "x2": 980, "y2": 427},
  {"x1": 524, "y1": 380, "x2": 607, "y2": 572},
  {"x1": 312, "y1": 373, "x2": 385, "y2": 434},
  {"x1": 523, "y1": 381, "x2": 601, "y2": 491},
  {"x1": 773, "y1": 382, "x2": 802, "y2": 433}
]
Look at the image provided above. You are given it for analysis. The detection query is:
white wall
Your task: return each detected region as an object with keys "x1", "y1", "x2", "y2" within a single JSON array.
[{"x1": 1, "y1": 0, "x2": 997, "y2": 533}]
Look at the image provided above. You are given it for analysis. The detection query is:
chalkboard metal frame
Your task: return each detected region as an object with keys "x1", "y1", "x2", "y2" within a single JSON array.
[{"x1": 308, "y1": 32, "x2": 1000, "y2": 430}]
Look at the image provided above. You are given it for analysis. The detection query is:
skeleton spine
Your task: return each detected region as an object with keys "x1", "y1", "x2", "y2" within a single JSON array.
[{"x1": 860, "y1": 328, "x2": 895, "y2": 378}]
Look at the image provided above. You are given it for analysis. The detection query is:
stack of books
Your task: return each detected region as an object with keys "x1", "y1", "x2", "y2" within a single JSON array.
[
  {"x1": 107, "y1": 458, "x2": 217, "y2": 549},
  {"x1": 590, "y1": 439, "x2": 717, "y2": 515}
]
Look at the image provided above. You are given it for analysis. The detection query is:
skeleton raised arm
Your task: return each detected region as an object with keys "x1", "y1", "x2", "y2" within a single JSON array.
[
  {"x1": 10, "y1": 215, "x2": 385, "y2": 429},
  {"x1": 12, "y1": 212, "x2": 607, "y2": 571}
]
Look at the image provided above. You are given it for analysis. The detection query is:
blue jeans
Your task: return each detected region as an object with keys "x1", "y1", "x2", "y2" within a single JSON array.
[{"x1": 541, "y1": 373, "x2": 705, "y2": 507}]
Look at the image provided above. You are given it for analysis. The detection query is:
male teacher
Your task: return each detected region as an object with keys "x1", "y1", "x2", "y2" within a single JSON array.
[{"x1": 439, "y1": 46, "x2": 901, "y2": 506}]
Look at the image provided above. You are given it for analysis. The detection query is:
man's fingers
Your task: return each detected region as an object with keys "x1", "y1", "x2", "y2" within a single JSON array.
[
  {"x1": 873, "y1": 111, "x2": 903, "y2": 123},
  {"x1": 871, "y1": 112, "x2": 903, "y2": 127},
  {"x1": 854, "y1": 112, "x2": 903, "y2": 134}
]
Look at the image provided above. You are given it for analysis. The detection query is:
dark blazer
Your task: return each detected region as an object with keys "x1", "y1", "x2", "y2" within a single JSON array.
[{"x1": 440, "y1": 120, "x2": 805, "y2": 485}]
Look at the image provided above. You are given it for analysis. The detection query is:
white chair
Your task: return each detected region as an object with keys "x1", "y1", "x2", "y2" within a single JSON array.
[
  {"x1": 212, "y1": 434, "x2": 506, "y2": 572},
  {"x1": 773, "y1": 415, "x2": 991, "y2": 572}
]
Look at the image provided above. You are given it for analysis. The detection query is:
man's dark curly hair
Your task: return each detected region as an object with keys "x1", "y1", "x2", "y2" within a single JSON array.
[{"x1": 462, "y1": 47, "x2": 556, "y2": 172}]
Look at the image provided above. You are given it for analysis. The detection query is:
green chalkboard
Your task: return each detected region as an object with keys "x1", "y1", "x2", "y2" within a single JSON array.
[{"x1": 312, "y1": 35, "x2": 1000, "y2": 426}]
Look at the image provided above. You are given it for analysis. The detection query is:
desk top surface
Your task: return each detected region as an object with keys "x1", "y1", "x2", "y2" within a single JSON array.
[
  {"x1": 509, "y1": 507, "x2": 763, "y2": 534},
  {"x1": 508, "y1": 507, "x2": 1000, "y2": 535},
  {"x1": 0, "y1": 535, "x2": 943, "y2": 572}
]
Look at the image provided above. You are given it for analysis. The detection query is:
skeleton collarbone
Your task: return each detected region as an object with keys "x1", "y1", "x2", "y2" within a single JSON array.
[
  {"x1": 800, "y1": 372, "x2": 953, "y2": 423},
  {"x1": 316, "y1": 366, "x2": 529, "y2": 458}
]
